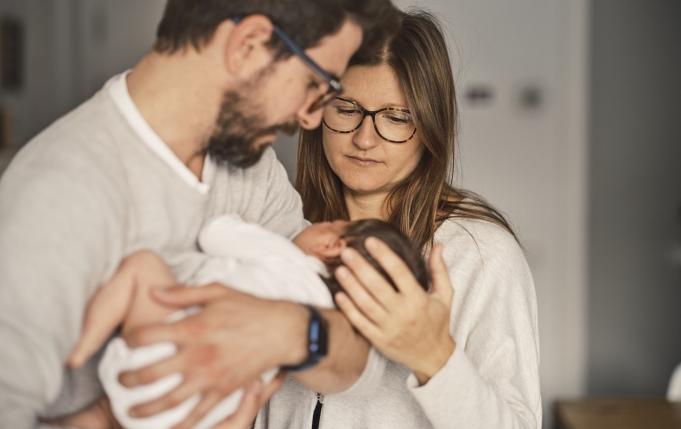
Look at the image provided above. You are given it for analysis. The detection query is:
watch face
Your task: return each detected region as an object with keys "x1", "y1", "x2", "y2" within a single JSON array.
[
  {"x1": 312, "y1": 311, "x2": 328, "y2": 358},
  {"x1": 308, "y1": 307, "x2": 328, "y2": 362}
]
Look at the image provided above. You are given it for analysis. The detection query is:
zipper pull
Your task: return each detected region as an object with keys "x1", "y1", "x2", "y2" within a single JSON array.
[{"x1": 312, "y1": 392, "x2": 324, "y2": 429}]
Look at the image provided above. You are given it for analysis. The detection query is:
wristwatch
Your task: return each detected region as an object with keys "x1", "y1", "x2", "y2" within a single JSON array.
[{"x1": 282, "y1": 305, "x2": 328, "y2": 372}]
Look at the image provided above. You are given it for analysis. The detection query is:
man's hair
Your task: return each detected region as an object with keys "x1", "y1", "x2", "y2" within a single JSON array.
[
  {"x1": 324, "y1": 219, "x2": 429, "y2": 299},
  {"x1": 155, "y1": 0, "x2": 400, "y2": 60}
]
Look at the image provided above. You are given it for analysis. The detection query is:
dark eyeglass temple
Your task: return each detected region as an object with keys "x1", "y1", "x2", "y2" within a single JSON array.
[
  {"x1": 270, "y1": 26, "x2": 339, "y2": 85},
  {"x1": 233, "y1": 16, "x2": 342, "y2": 95}
]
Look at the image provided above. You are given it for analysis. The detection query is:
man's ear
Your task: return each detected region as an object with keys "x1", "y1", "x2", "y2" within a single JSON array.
[{"x1": 216, "y1": 14, "x2": 275, "y2": 80}]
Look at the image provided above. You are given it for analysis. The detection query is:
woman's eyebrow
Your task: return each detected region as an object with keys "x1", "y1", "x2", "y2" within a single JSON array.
[{"x1": 338, "y1": 96, "x2": 410, "y2": 111}]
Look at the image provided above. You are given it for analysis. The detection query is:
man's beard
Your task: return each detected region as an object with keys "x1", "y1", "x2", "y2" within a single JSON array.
[{"x1": 206, "y1": 89, "x2": 298, "y2": 169}]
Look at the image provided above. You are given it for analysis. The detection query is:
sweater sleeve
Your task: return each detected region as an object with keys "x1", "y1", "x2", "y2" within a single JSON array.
[
  {"x1": 331, "y1": 346, "x2": 388, "y2": 397},
  {"x1": 406, "y1": 220, "x2": 542, "y2": 429},
  {"x1": 236, "y1": 148, "x2": 308, "y2": 239},
  {"x1": 0, "y1": 152, "x2": 127, "y2": 428}
]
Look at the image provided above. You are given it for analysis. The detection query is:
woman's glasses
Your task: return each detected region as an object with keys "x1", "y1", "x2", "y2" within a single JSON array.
[{"x1": 322, "y1": 97, "x2": 417, "y2": 143}]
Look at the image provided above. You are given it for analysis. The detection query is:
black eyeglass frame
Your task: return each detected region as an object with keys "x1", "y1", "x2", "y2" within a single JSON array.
[
  {"x1": 233, "y1": 17, "x2": 343, "y2": 111},
  {"x1": 322, "y1": 97, "x2": 418, "y2": 144}
]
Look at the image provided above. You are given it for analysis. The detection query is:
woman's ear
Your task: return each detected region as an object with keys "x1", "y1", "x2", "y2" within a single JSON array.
[{"x1": 217, "y1": 14, "x2": 275, "y2": 79}]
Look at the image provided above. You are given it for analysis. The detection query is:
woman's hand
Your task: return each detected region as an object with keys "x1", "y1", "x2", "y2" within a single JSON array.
[{"x1": 335, "y1": 239, "x2": 455, "y2": 384}]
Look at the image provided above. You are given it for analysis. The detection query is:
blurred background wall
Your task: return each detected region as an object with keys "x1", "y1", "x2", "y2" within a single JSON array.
[
  {"x1": 587, "y1": 0, "x2": 681, "y2": 396},
  {"x1": 392, "y1": 1, "x2": 590, "y2": 424},
  {"x1": 1, "y1": 0, "x2": 679, "y2": 427}
]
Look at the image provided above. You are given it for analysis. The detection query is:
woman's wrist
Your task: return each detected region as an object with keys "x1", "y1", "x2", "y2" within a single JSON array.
[{"x1": 413, "y1": 336, "x2": 456, "y2": 385}]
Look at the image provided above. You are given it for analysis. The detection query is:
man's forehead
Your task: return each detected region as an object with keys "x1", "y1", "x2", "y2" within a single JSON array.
[{"x1": 304, "y1": 19, "x2": 363, "y2": 77}]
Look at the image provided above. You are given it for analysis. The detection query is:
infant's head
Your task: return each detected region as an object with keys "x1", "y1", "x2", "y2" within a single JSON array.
[{"x1": 293, "y1": 219, "x2": 429, "y2": 295}]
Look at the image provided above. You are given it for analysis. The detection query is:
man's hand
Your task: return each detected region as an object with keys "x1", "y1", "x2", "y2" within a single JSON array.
[
  {"x1": 185, "y1": 374, "x2": 285, "y2": 429},
  {"x1": 45, "y1": 375, "x2": 285, "y2": 429},
  {"x1": 118, "y1": 284, "x2": 307, "y2": 425},
  {"x1": 43, "y1": 396, "x2": 122, "y2": 429}
]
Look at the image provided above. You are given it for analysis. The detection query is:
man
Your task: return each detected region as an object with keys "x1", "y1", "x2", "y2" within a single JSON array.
[{"x1": 0, "y1": 1, "x2": 398, "y2": 427}]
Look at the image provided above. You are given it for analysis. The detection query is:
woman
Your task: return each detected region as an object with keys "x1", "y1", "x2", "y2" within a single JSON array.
[{"x1": 269, "y1": 10, "x2": 540, "y2": 428}]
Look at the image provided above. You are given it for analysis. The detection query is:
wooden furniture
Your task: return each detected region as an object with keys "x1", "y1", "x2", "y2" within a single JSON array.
[{"x1": 555, "y1": 398, "x2": 681, "y2": 429}]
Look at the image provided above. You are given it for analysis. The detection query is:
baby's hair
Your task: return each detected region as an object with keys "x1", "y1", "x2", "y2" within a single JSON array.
[{"x1": 323, "y1": 219, "x2": 429, "y2": 298}]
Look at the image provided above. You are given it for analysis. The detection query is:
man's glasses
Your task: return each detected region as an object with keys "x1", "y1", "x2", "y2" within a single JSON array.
[
  {"x1": 322, "y1": 97, "x2": 417, "y2": 144},
  {"x1": 234, "y1": 17, "x2": 343, "y2": 112}
]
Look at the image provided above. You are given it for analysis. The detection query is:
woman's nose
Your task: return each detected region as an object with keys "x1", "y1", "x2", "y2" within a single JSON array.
[{"x1": 352, "y1": 116, "x2": 380, "y2": 150}]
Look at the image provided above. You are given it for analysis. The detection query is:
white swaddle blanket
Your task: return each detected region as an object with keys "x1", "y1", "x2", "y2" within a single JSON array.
[{"x1": 100, "y1": 215, "x2": 334, "y2": 429}]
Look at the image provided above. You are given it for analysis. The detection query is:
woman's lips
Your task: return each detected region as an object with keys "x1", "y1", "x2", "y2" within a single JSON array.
[{"x1": 345, "y1": 155, "x2": 382, "y2": 166}]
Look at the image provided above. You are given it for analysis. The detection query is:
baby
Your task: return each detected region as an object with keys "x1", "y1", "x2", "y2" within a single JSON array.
[{"x1": 69, "y1": 215, "x2": 428, "y2": 429}]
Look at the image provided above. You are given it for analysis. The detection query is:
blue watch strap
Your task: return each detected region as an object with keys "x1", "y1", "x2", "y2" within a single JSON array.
[{"x1": 282, "y1": 305, "x2": 328, "y2": 372}]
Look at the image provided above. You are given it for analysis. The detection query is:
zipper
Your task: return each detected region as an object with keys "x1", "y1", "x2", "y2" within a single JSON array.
[{"x1": 311, "y1": 392, "x2": 324, "y2": 429}]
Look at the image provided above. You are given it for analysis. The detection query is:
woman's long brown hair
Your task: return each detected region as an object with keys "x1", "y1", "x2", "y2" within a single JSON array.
[{"x1": 296, "y1": 10, "x2": 516, "y2": 251}]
